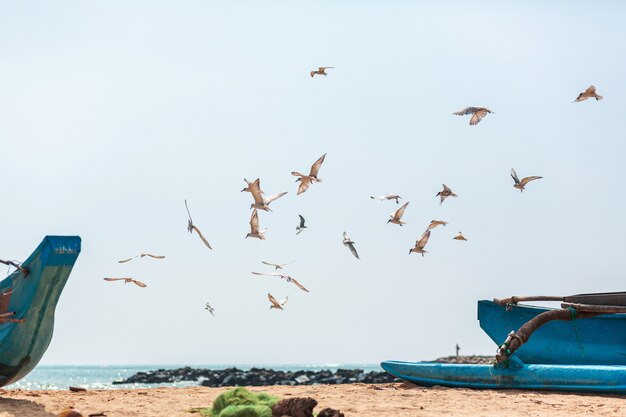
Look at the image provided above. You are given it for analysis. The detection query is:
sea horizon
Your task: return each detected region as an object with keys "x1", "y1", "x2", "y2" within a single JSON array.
[{"x1": 8, "y1": 363, "x2": 385, "y2": 390}]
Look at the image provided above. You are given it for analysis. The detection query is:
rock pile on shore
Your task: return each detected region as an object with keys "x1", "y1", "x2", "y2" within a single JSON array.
[
  {"x1": 113, "y1": 356, "x2": 491, "y2": 387},
  {"x1": 113, "y1": 367, "x2": 400, "y2": 386}
]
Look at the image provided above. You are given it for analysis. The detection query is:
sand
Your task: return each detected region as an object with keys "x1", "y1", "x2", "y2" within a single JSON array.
[{"x1": 1, "y1": 383, "x2": 625, "y2": 417}]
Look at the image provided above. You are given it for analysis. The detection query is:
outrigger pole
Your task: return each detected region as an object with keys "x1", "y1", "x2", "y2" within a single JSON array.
[{"x1": 494, "y1": 292, "x2": 626, "y2": 309}]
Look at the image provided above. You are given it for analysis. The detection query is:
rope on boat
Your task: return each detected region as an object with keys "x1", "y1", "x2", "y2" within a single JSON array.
[
  {"x1": 0, "y1": 261, "x2": 28, "y2": 325},
  {"x1": 0, "y1": 259, "x2": 28, "y2": 277},
  {"x1": 567, "y1": 306, "x2": 577, "y2": 320}
]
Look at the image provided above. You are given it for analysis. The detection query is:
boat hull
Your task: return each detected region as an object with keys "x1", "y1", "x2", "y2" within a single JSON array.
[
  {"x1": 0, "y1": 236, "x2": 81, "y2": 387},
  {"x1": 381, "y1": 359, "x2": 626, "y2": 393}
]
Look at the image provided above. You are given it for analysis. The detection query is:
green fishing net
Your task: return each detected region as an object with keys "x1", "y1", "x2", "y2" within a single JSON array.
[{"x1": 191, "y1": 387, "x2": 279, "y2": 417}]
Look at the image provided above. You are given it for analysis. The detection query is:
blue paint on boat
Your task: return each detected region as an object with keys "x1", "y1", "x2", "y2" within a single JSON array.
[
  {"x1": 478, "y1": 300, "x2": 626, "y2": 365},
  {"x1": 0, "y1": 236, "x2": 81, "y2": 387},
  {"x1": 381, "y1": 358, "x2": 626, "y2": 393}
]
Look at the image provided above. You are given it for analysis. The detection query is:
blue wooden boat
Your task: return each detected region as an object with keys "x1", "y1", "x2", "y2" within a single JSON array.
[
  {"x1": 0, "y1": 236, "x2": 81, "y2": 387},
  {"x1": 478, "y1": 299, "x2": 626, "y2": 365},
  {"x1": 383, "y1": 295, "x2": 626, "y2": 392},
  {"x1": 381, "y1": 357, "x2": 626, "y2": 393}
]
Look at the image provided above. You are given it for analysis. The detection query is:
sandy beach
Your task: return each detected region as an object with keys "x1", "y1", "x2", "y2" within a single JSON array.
[{"x1": 1, "y1": 383, "x2": 625, "y2": 417}]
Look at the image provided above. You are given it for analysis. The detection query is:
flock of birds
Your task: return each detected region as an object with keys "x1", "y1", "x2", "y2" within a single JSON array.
[{"x1": 97, "y1": 70, "x2": 603, "y2": 315}]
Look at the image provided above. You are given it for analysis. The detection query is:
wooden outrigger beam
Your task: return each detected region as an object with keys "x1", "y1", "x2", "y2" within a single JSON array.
[{"x1": 494, "y1": 292, "x2": 626, "y2": 309}]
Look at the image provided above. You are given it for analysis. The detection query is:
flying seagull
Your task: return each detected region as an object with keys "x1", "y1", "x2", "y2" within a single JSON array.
[
  {"x1": 261, "y1": 261, "x2": 295, "y2": 270},
  {"x1": 453, "y1": 107, "x2": 493, "y2": 125},
  {"x1": 118, "y1": 253, "x2": 165, "y2": 264},
  {"x1": 342, "y1": 231, "x2": 360, "y2": 260},
  {"x1": 388, "y1": 202, "x2": 409, "y2": 226},
  {"x1": 249, "y1": 178, "x2": 288, "y2": 212},
  {"x1": 185, "y1": 199, "x2": 212, "y2": 250},
  {"x1": 428, "y1": 220, "x2": 448, "y2": 230},
  {"x1": 510, "y1": 168, "x2": 542, "y2": 192},
  {"x1": 296, "y1": 215, "x2": 307, "y2": 235},
  {"x1": 292, "y1": 153, "x2": 327, "y2": 195},
  {"x1": 241, "y1": 178, "x2": 262, "y2": 193},
  {"x1": 246, "y1": 209, "x2": 266, "y2": 240},
  {"x1": 409, "y1": 230, "x2": 431, "y2": 256},
  {"x1": 204, "y1": 303, "x2": 215, "y2": 317},
  {"x1": 103, "y1": 277, "x2": 147, "y2": 288},
  {"x1": 436, "y1": 184, "x2": 457, "y2": 204},
  {"x1": 268, "y1": 293, "x2": 288, "y2": 310},
  {"x1": 453, "y1": 232, "x2": 468, "y2": 241},
  {"x1": 574, "y1": 85, "x2": 603, "y2": 102},
  {"x1": 310, "y1": 67, "x2": 334, "y2": 77},
  {"x1": 252, "y1": 272, "x2": 309, "y2": 292},
  {"x1": 370, "y1": 194, "x2": 402, "y2": 204}
]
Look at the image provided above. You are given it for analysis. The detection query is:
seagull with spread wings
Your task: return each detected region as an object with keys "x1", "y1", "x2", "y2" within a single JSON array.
[
  {"x1": 310, "y1": 67, "x2": 334, "y2": 77},
  {"x1": 510, "y1": 168, "x2": 543, "y2": 192},
  {"x1": 292, "y1": 153, "x2": 327, "y2": 195},
  {"x1": 241, "y1": 178, "x2": 261, "y2": 193},
  {"x1": 296, "y1": 215, "x2": 307, "y2": 235},
  {"x1": 342, "y1": 232, "x2": 360, "y2": 260},
  {"x1": 205, "y1": 303, "x2": 215, "y2": 317},
  {"x1": 409, "y1": 230, "x2": 431, "y2": 256},
  {"x1": 268, "y1": 293, "x2": 288, "y2": 310},
  {"x1": 246, "y1": 209, "x2": 266, "y2": 240},
  {"x1": 118, "y1": 253, "x2": 165, "y2": 264},
  {"x1": 388, "y1": 201, "x2": 409, "y2": 226},
  {"x1": 453, "y1": 107, "x2": 493, "y2": 125},
  {"x1": 574, "y1": 85, "x2": 603, "y2": 102},
  {"x1": 371, "y1": 194, "x2": 402, "y2": 204},
  {"x1": 453, "y1": 232, "x2": 468, "y2": 241},
  {"x1": 252, "y1": 272, "x2": 309, "y2": 292},
  {"x1": 185, "y1": 199, "x2": 212, "y2": 250},
  {"x1": 248, "y1": 178, "x2": 288, "y2": 212},
  {"x1": 262, "y1": 261, "x2": 295, "y2": 270},
  {"x1": 436, "y1": 184, "x2": 457, "y2": 204},
  {"x1": 428, "y1": 220, "x2": 448, "y2": 230},
  {"x1": 103, "y1": 277, "x2": 147, "y2": 288}
]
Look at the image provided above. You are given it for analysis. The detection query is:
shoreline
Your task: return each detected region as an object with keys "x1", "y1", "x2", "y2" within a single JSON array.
[
  {"x1": 2, "y1": 383, "x2": 625, "y2": 417},
  {"x1": 7, "y1": 357, "x2": 491, "y2": 391}
]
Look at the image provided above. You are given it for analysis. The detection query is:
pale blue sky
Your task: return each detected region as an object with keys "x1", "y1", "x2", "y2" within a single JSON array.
[{"x1": 1, "y1": 1, "x2": 625, "y2": 365}]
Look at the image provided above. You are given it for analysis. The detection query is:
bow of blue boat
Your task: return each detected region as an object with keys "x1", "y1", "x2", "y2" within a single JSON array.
[{"x1": 0, "y1": 236, "x2": 81, "y2": 387}]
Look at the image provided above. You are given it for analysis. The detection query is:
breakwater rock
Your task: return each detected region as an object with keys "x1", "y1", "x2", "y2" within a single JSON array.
[
  {"x1": 112, "y1": 367, "x2": 400, "y2": 386},
  {"x1": 433, "y1": 355, "x2": 493, "y2": 364}
]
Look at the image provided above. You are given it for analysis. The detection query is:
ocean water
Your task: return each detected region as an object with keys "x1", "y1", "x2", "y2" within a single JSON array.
[{"x1": 7, "y1": 364, "x2": 383, "y2": 390}]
